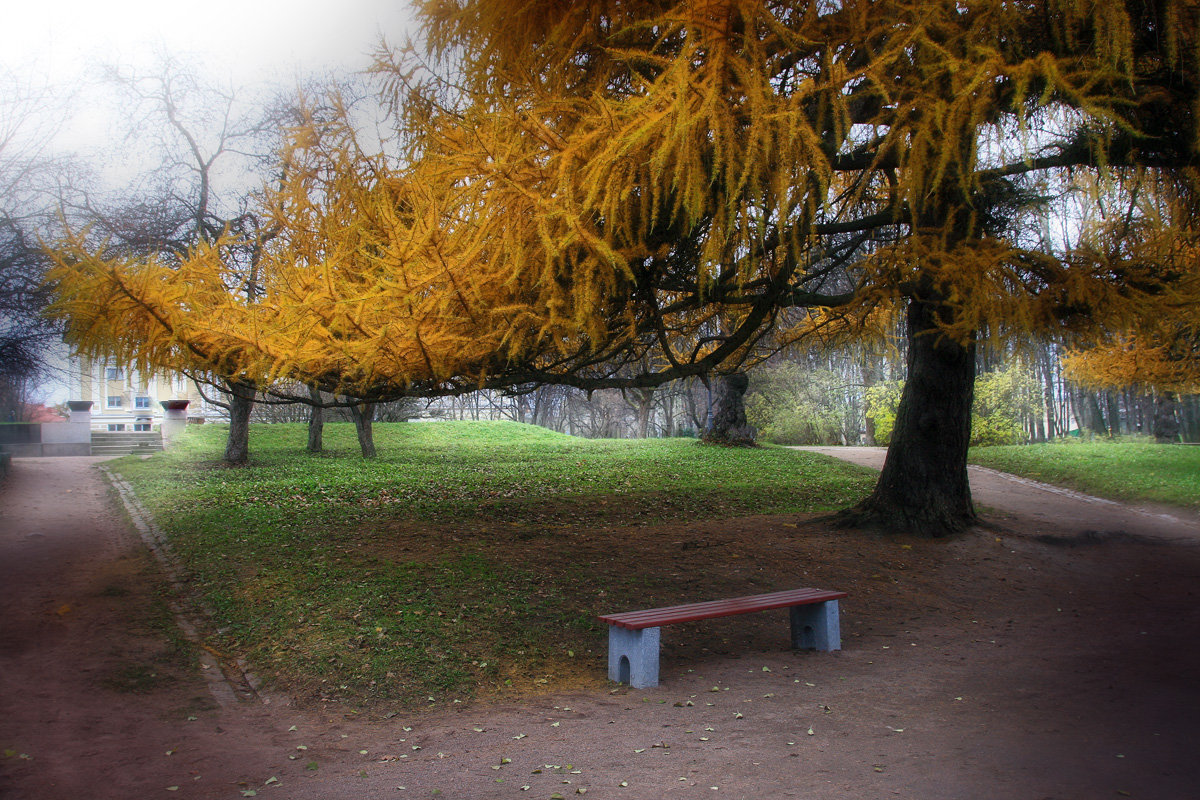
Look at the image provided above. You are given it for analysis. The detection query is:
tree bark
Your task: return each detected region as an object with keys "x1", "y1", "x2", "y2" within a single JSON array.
[
  {"x1": 1152, "y1": 391, "x2": 1181, "y2": 443},
  {"x1": 348, "y1": 399, "x2": 377, "y2": 458},
  {"x1": 1105, "y1": 391, "x2": 1123, "y2": 435},
  {"x1": 307, "y1": 385, "x2": 324, "y2": 453},
  {"x1": 1081, "y1": 390, "x2": 1108, "y2": 435},
  {"x1": 840, "y1": 297, "x2": 977, "y2": 536},
  {"x1": 701, "y1": 373, "x2": 756, "y2": 446},
  {"x1": 632, "y1": 387, "x2": 655, "y2": 438},
  {"x1": 662, "y1": 389, "x2": 676, "y2": 437},
  {"x1": 224, "y1": 381, "x2": 255, "y2": 465}
]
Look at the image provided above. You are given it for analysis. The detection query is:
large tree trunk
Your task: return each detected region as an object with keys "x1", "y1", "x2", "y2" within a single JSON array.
[
  {"x1": 632, "y1": 387, "x2": 655, "y2": 438},
  {"x1": 307, "y1": 385, "x2": 324, "y2": 453},
  {"x1": 1079, "y1": 390, "x2": 1108, "y2": 435},
  {"x1": 348, "y1": 399, "x2": 377, "y2": 458},
  {"x1": 224, "y1": 381, "x2": 255, "y2": 465},
  {"x1": 701, "y1": 373, "x2": 756, "y2": 446},
  {"x1": 1105, "y1": 391, "x2": 1124, "y2": 435},
  {"x1": 841, "y1": 297, "x2": 977, "y2": 536},
  {"x1": 1152, "y1": 391, "x2": 1181, "y2": 443}
]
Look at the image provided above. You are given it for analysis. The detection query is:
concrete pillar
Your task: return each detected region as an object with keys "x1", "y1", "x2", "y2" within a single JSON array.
[
  {"x1": 790, "y1": 600, "x2": 841, "y2": 651},
  {"x1": 607, "y1": 626, "x2": 661, "y2": 688},
  {"x1": 160, "y1": 400, "x2": 190, "y2": 446},
  {"x1": 67, "y1": 400, "x2": 93, "y2": 425},
  {"x1": 46, "y1": 401, "x2": 96, "y2": 456}
]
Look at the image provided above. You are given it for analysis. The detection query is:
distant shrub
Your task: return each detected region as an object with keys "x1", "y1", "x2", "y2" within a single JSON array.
[
  {"x1": 746, "y1": 364, "x2": 856, "y2": 445},
  {"x1": 865, "y1": 365, "x2": 1041, "y2": 447}
]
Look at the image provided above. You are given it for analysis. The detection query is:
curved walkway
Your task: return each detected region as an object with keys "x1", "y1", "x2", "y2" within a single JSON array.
[{"x1": 792, "y1": 446, "x2": 1200, "y2": 543}]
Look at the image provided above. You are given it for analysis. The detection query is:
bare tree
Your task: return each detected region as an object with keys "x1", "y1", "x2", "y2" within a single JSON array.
[
  {"x1": 0, "y1": 70, "x2": 70, "y2": 420},
  {"x1": 56, "y1": 61, "x2": 294, "y2": 461}
]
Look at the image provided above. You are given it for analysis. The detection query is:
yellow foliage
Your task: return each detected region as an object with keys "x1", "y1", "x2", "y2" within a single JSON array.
[
  {"x1": 42, "y1": 1, "x2": 1200, "y2": 398},
  {"x1": 1064, "y1": 333, "x2": 1200, "y2": 394}
]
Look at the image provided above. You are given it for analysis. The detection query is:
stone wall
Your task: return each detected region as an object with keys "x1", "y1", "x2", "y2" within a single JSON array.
[
  {"x1": 0, "y1": 402, "x2": 95, "y2": 457},
  {"x1": 0, "y1": 422, "x2": 92, "y2": 457}
]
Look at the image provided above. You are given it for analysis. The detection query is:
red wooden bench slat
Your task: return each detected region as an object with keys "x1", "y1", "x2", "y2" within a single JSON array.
[{"x1": 598, "y1": 587, "x2": 846, "y2": 630}]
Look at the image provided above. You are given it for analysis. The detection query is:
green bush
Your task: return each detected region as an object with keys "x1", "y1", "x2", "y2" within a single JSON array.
[
  {"x1": 746, "y1": 364, "x2": 856, "y2": 445},
  {"x1": 971, "y1": 366, "x2": 1041, "y2": 446},
  {"x1": 864, "y1": 380, "x2": 903, "y2": 445},
  {"x1": 864, "y1": 365, "x2": 1041, "y2": 447}
]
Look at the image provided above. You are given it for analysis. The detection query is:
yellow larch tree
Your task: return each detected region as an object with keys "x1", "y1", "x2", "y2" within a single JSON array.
[
  {"x1": 45, "y1": 1, "x2": 1200, "y2": 532},
  {"x1": 365, "y1": 0, "x2": 1200, "y2": 533}
]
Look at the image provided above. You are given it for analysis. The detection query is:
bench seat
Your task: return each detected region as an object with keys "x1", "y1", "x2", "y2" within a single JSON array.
[{"x1": 598, "y1": 587, "x2": 845, "y2": 689}]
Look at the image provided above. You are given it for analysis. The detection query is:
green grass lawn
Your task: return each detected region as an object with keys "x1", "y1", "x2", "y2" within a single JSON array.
[
  {"x1": 969, "y1": 439, "x2": 1200, "y2": 511},
  {"x1": 111, "y1": 420, "x2": 876, "y2": 708}
]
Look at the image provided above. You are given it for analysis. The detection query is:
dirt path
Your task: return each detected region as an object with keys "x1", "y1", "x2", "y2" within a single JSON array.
[
  {"x1": 0, "y1": 458, "x2": 291, "y2": 799},
  {"x1": 2, "y1": 455, "x2": 1198, "y2": 799}
]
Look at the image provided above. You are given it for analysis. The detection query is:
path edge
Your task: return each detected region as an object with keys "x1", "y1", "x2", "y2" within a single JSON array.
[{"x1": 100, "y1": 464, "x2": 269, "y2": 708}]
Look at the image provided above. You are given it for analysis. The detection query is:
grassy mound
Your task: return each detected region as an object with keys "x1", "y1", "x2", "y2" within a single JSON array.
[
  {"x1": 111, "y1": 421, "x2": 876, "y2": 708},
  {"x1": 970, "y1": 439, "x2": 1200, "y2": 511}
]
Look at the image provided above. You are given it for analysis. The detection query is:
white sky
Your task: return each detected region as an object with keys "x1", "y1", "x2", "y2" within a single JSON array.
[
  {"x1": 1, "y1": 0, "x2": 416, "y2": 158},
  {"x1": 2, "y1": 0, "x2": 415, "y2": 87}
]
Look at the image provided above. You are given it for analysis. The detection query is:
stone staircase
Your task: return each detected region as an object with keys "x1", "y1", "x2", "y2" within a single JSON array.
[{"x1": 90, "y1": 431, "x2": 164, "y2": 456}]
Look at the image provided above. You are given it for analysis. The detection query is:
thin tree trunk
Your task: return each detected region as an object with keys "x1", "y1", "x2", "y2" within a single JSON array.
[
  {"x1": 841, "y1": 297, "x2": 976, "y2": 535},
  {"x1": 633, "y1": 388, "x2": 655, "y2": 438},
  {"x1": 1153, "y1": 391, "x2": 1181, "y2": 443},
  {"x1": 348, "y1": 400, "x2": 377, "y2": 458},
  {"x1": 1040, "y1": 349, "x2": 1057, "y2": 439},
  {"x1": 1181, "y1": 395, "x2": 1199, "y2": 442},
  {"x1": 307, "y1": 385, "x2": 324, "y2": 453},
  {"x1": 1058, "y1": 361, "x2": 1073, "y2": 437},
  {"x1": 224, "y1": 381, "x2": 255, "y2": 465},
  {"x1": 662, "y1": 389, "x2": 676, "y2": 437},
  {"x1": 861, "y1": 355, "x2": 880, "y2": 446},
  {"x1": 685, "y1": 378, "x2": 705, "y2": 433},
  {"x1": 1106, "y1": 391, "x2": 1123, "y2": 436},
  {"x1": 701, "y1": 373, "x2": 756, "y2": 446}
]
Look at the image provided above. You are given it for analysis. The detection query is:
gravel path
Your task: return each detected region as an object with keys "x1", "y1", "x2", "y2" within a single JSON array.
[{"x1": 2, "y1": 453, "x2": 1198, "y2": 800}]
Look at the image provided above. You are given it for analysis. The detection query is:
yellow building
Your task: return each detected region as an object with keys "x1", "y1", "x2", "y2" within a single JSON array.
[{"x1": 70, "y1": 356, "x2": 226, "y2": 431}]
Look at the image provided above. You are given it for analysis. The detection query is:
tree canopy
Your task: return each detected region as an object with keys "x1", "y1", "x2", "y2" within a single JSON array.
[{"x1": 45, "y1": 0, "x2": 1200, "y2": 531}]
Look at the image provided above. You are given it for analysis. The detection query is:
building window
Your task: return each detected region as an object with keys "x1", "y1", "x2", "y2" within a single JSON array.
[
  {"x1": 106, "y1": 395, "x2": 123, "y2": 409},
  {"x1": 107, "y1": 423, "x2": 126, "y2": 432},
  {"x1": 134, "y1": 423, "x2": 151, "y2": 432},
  {"x1": 105, "y1": 367, "x2": 124, "y2": 380},
  {"x1": 134, "y1": 396, "x2": 152, "y2": 409}
]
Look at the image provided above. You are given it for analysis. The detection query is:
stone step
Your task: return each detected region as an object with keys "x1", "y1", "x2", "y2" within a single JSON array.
[
  {"x1": 90, "y1": 431, "x2": 164, "y2": 455},
  {"x1": 90, "y1": 431, "x2": 162, "y2": 439}
]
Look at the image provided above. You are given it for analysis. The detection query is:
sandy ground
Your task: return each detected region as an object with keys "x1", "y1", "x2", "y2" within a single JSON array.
[{"x1": 2, "y1": 452, "x2": 1198, "y2": 800}]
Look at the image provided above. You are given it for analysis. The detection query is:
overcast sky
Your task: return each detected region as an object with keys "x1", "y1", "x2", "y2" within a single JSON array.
[
  {"x1": 2, "y1": 0, "x2": 414, "y2": 85},
  {"x1": 1, "y1": 0, "x2": 415, "y2": 156}
]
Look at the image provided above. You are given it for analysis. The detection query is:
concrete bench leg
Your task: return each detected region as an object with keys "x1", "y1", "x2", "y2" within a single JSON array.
[
  {"x1": 790, "y1": 600, "x2": 841, "y2": 651},
  {"x1": 607, "y1": 626, "x2": 661, "y2": 688}
]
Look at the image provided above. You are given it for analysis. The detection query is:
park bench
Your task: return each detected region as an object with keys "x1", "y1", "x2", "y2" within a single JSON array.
[{"x1": 598, "y1": 587, "x2": 846, "y2": 688}]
